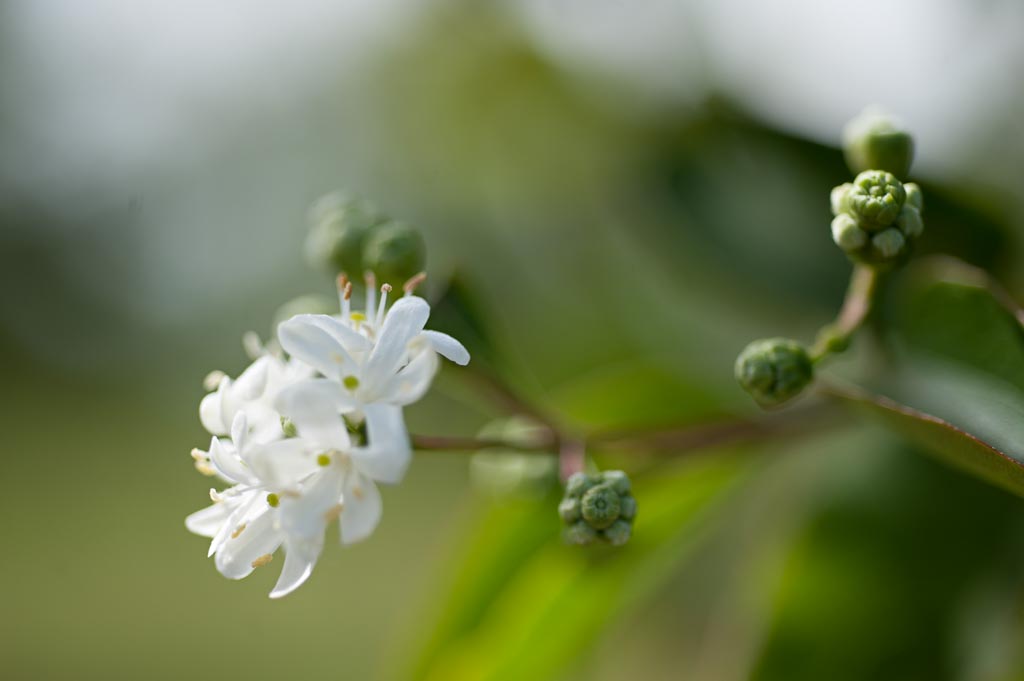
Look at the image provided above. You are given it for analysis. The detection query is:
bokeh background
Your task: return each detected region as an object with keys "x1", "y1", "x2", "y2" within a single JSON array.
[{"x1": 4, "y1": 1, "x2": 1024, "y2": 679}]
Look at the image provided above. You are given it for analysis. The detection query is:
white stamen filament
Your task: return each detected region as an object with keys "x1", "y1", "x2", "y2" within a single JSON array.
[
  {"x1": 403, "y1": 272, "x2": 427, "y2": 297},
  {"x1": 364, "y1": 271, "x2": 377, "y2": 318},
  {"x1": 376, "y1": 284, "x2": 391, "y2": 328}
]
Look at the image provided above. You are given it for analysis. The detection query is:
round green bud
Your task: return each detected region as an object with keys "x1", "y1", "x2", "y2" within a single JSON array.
[
  {"x1": 842, "y1": 109, "x2": 914, "y2": 177},
  {"x1": 580, "y1": 484, "x2": 621, "y2": 529},
  {"x1": 603, "y1": 520, "x2": 632, "y2": 547},
  {"x1": 903, "y1": 182, "x2": 923, "y2": 212},
  {"x1": 362, "y1": 220, "x2": 427, "y2": 288},
  {"x1": 896, "y1": 204, "x2": 923, "y2": 239},
  {"x1": 830, "y1": 183, "x2": 853, "y2": 216},
  {"x1": 619, "y1": 495, "x2": 637, "y2": 521},
  {"x1": 734, "y1": 338, "x2": 813, "y2": 407},
  {"x1": 871, "y1": 228, "x2": 906, "y2": 260},
  {"x1": 600, "y1": 470, "x2": 631, "y2": 495},
  {"x1": 846, "y1": 170, "x2": 906, "y2": 230},
  {"x1": 831, "y1": 214, "x2": 868, "y2": 251},
  {"x1": 565, "y1": 472, "x2": 593, "y2": 498},
  {"x1": 305, "y1": 193, "x2": 386, "y2": 277},
  {"x1": 280, "y1": 416, "x2": 298, "y2": 438},
  {"x1": 566, "y1": 520, "x2": 599, "y2": 545},
  {"x1": 559, "y1": 497, "x2": 581, "y2": 523}
]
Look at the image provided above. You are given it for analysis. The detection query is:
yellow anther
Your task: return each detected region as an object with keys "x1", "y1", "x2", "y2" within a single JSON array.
[
  {"x1": 194, "y1": 461, "x2": 217, "y2": 477},
  {"x1": 251, "y1": 554, "x2": 274, "y2": 568},
  {"x1": 350, "y1": 312, "x2": 366, "y2": 322},
  {"x1": 267, "y1": 493, "x2": 280, "y2": 508},
  {"x1": 231, "y1": 524, "x2": 246, "y2": 539},
  {"x1": 352, "y1": 486, "x2": 364, "y2": 500},
  {"x1": 342, "y1": 375, "x2": 360, "y2": 391},
  {"x1": 323, "y1": 503, "x2": 344, "y2": 523},
  {"x1": 317, "y1": 453, "x2": 331, "y2": 467}
]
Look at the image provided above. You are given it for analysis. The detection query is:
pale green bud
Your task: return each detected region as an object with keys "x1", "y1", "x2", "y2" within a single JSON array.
[
  {"x1": 362, "y1": 220, "x2": 427, "y2": 288},
  {"x1": 566, "y1": 521, "x2": 599, "y2": 545},
  {"x1": 871, "y1": 228, "x2": 906, "y2": 260},
  {"x1": 305, "y1": 193, "x2": 385, "y2": 277},
  {"x1": 603, "y1": 520, "x2": 632, "y2": 547},
  {"x1": 619, "y1": 495, "x2": 637, "y2": 521},
  {"x1": 904, "y1": 182, "x2": 923, "y2": 212},
  {"x1": 734, "y1": 338, "x2": 813, "y2": 407},
  {"x1": 565, "y1": 472, "x2": 594, "y2": 497},
  {"x1": 842, "y1": 109, "x2": 914, "y2": 177},
  {"x1": 846, "y1": 170, "x2": 906, "y2": 230},
  {"x1": 830, "y1": 183, "x2": 853, "y2": 216},
  {"x1": 896, "y1": 204, "x2": 923, "y2": 239},
  {"x1": 831, "y1": 214, "x2": 868, "y2": 251},
  {"x1": 559, "y1": 497, "x2": 582, "y2": 523}
]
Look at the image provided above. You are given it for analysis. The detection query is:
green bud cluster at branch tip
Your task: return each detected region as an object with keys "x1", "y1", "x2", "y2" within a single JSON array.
[
  {"x1": 831, "y1": 171, "x2": 923, "y2": 266},
  {"x1": 560, "y1": 470, "x2": 636, "y2": 546},
  {"x1": 305, "y1": 192, "x2": 427, "y2": 287},
  {"x1": 842, "y1": 108, "x2": 915, "y2": 177},
  {"x1": 735, "y1": 338, "x2": 813, "y2": 407}
]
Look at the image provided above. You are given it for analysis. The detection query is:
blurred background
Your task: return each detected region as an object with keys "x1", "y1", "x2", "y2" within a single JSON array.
[{"x1": 4, "y1": 1, "x2": 1024, "y2": 679}]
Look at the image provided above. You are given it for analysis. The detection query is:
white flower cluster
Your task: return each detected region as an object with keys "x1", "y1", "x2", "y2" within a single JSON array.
[{"x1": 186, "y1": 276, "x2": 469, "y2": 598}]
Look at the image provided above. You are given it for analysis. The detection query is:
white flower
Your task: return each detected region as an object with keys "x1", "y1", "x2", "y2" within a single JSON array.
[
  {"x1": 276, "y1": 281, "x2": 469, "y2": 411},
  {"x1": 199, "y1": 352, "x2": 314, "y2": 444}
]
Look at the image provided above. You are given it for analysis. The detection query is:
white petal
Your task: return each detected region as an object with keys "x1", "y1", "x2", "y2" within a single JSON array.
[
  {"x1": 377, "y1": 347, "x2": 438, "y2": 406},
  {"x1": 307, "y1": 315, "x2": 372, "y2": 354},
  {"x1": 275, "y1": 379, "x2": 354, "y2": 450},
  {"x1": 340, "y1": 472, "x2": 382, "y2": 545},
  {"x1": 422, "y1": 330, "x2": 470, "y2": 365},
  {"x1": 208, "y1": 489, "x2": 264, "y2": 557},
  {"x1": 245, "y1": 438, "x2": 319, "y2": 490},
  {"x1": 185, "y1": 502, "x2": 232, "y2": 537},
  {"x1": 230, "y1": 412, "x2": 248, "y2": 453},
  {"x1": 199, "y1": 380, "x2": 230, "y2": 435},
  {"x1": 214, "y1": 507, "x2": 283, "y2": 580},
  {"x1": 232, "y1": 356, "x2": 271, "y2": 401},
  {"x1": 269, "y1": 536, "x2": 321, "y2": 599},
  {"x1": 208, "y1": 437, "x2": 254, "y2": 485},
  {"x1": 362, "y1": 297, "x2": 430, "y2": 393},
  {"x1": 279, "y1": 465, "x2": 344, "y2": 540},
  {"x1": 350, "y1": 404, "x2": 411, "y2": 484},
  {"x1": 277, "y1": 315, "x2": 355, "y2": 381}
]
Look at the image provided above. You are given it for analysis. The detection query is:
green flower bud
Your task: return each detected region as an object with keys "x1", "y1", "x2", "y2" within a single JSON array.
[
  {"x1": 566, "y1": 521, "x2": 599, "y2": 546},
  {"x1": 559, "y1": 497, "x2": 581, "y2": 523},
  {"x1": 619, "y1": 495, "x2": 637, "y2": 521},
  {"x1": 846, "y1": 170, "x2": 906, "y2": 230},
  {"x1": 581, "y1": 484, "x2": 621, "y2": 529},
  {"x1": 896, "y1": 204, "x2": 923, "y2": 239},
  {"x1": 560, "y1": 470, "x2": 636, "y2": 546},
  {"x1": 305, "y1": 193, "x2": 386, "y2": 277},
  {"x1": 831, "y1": 214, "x2": 868, "y2": 251},
  {"x1": 871, "y1": 228, "x2": 906, "y2": 260},
  {"x1": 734, "y1": 338, "x2": 813, "y2": 407},
  {"x1": 362, "y1": 220, "x2": 427, "y2": 288},
  {"x1": 565, "y1": 472, "x2": 593, "y2": 497},
  {"x1": 601, "y1": 470, "x2": 631, "y2": 495},
  {"x1": 903, "y1": 182, "x2": 923, "y2": 212},
  {"x1": 603, "y1": 520, "x2": 632, "y2": 547},
  {"x1": 830, "y1": 183, "x2": 853, "y2": 216},
  {"x1": 842, "y1": 109, "x2": 914, "y2": 177},
  {"x1": 280, "y1": 416, "x2": 298, "y2": 438}
]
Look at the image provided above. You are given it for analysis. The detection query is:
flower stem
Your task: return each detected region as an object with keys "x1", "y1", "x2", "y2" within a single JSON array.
[{"x1": 809, "y1": 264, "x2": 883, "y2": 363}]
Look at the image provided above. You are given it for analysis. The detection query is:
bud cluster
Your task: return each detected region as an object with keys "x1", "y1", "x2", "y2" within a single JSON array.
[
  {"x1": 830, "y1": 171, "x2": 923, "y2": 266},
  {"x1": 559, "y1": 471, "x2": 636, "y2": 546},
  {"x1": 306, "y1": 192, "x2": 426, "y2": 287}
]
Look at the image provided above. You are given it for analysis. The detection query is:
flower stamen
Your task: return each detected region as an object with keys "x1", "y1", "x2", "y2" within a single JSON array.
[
  {"x1": 251, "y1": 554, "x2": 274, "y2": 568},
  {"x1": 403, "y1": 272, "x2": 427, "y2": 297}
]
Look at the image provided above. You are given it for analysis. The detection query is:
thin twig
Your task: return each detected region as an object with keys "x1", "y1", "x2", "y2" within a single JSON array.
[{"x1": 810, "y1": 264, "x2": 883, "y2": 361}]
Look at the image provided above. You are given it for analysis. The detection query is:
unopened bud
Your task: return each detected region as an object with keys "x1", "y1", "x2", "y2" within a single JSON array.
[
  {"x1": 842, "y1": 108, "x2": 914, "y2": 177},
  {"x1": 362, "y1": 220, "x2": 427, "y2": 289},
  {"x1": 735, "y1": 338, "x2": 813, "y2": 407},
  {"x1": 560, "y1": 470, "x2": 636, "y2": 546},
  {"x1": 305, "y1": 193, "x2": 385, "y2": 277}
]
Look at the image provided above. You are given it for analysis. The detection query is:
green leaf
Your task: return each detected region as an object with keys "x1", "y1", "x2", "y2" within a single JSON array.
[
  {"x1": 404, "y1": 452, "x2": 748, "y2": 681},
  {"x1": 825, "y1": 379, "x2": 1024, "y2": 498}
]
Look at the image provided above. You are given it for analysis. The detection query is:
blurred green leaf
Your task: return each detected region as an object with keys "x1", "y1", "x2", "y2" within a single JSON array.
[
  {"x1": 405, "y1": 451, "x2": 748, "y2": 681},
  {"x1": 825, "y1": 275, "x2": 1024, "y2": 497}
]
